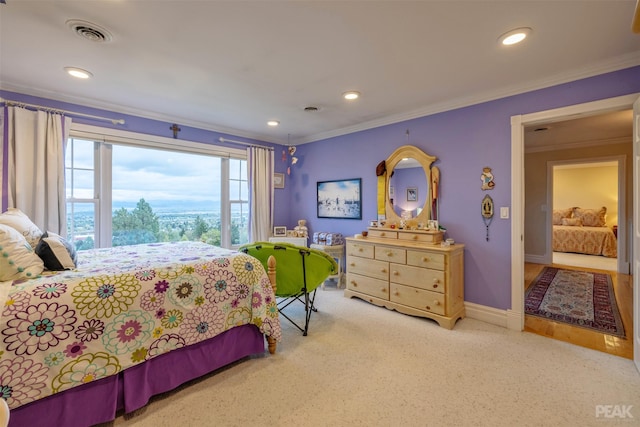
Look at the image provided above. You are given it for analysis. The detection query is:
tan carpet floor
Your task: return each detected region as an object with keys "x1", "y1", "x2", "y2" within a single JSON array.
[{"x1": 106, "y1": 287, "x2": 640, "y2": 427}]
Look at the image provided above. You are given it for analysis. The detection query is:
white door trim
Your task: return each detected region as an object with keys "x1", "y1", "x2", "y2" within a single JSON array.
[{"x1": 509, "y1": 93, "x2": 639, "y2": 332}]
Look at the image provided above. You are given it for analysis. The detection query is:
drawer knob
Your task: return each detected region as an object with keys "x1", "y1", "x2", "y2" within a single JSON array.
[
  {"x1": 392, "y1": 271, "x2": 399, "y2": 276},
  {"x1": 350, "y1": 281, "x2": 357, "y2": 287},
  {"x1": 413, "y1": 235, "x2": 418, "y2": 240},
  {"x1": 394, "y1": 291, "x2": 399, "y2": 296},
  {"x1": 432, "y1": 283, "x2": 439, "y2": 289},
  {"x1": 433, "y1": 300, "x2": 440, "y2": 306},
  {"x1": 426, "y1": 305, "x2": 431, "y2": 310},
  {"x1": 387, "y1": 252, "x2": 393, "y2": 257},
  {"x1": 422, "y1": 257, "x2": 429, "y2": 262},
  {"x1": 381, "y1": 268, "x2": 387, "y2": 273},
  {"x1": 382, "y1": 288, "x2": 387, "y2": 293},
  {"x1": 358, "y1": 248, "x2": 363, "y2": 252},
  {"x1": 350, "y1": 262, "x2": 355, "y2": 267},
  {"x1": 381, "y1": 232, "x2": 386, "y2": 236}
]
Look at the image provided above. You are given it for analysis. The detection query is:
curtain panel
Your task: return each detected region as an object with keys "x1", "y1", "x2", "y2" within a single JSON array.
[
  {"x1": 4, "y1": 106, "x2": 71, "y2": 235},
  {"x1": 247, "y1": 146, "x2": 274, "y2": 242}
]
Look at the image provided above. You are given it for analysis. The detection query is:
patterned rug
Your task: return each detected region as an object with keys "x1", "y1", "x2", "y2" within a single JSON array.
[{"x1": 525, "y1": 267, "x2": 625, "y2": 338}]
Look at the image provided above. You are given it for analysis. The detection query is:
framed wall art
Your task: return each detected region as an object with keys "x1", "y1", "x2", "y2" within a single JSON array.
[
  {"x1": 274, "y1": 172, "x2": 285, "y2": 189},
  {"x1": 407, "y1": 187, "x2": 418, "y2": 202},
  {"x1": 317, "y1": 178, "x2": 362, "y2": 219}
]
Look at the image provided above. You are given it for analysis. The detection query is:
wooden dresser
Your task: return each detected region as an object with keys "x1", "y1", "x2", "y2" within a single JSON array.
[{"x1": 344, "y1": 229, "x2": 464, "y2": 329}]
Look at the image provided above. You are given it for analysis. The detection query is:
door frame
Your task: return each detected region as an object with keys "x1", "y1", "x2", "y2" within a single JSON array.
[{"x1": 508, "y1": 93, "x2": 639, "y2": 331}]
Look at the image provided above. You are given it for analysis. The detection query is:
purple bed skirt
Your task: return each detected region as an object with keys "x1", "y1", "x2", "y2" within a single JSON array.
[{"x1": 9, "y1": 325, "x2": 266, "y2": 427}]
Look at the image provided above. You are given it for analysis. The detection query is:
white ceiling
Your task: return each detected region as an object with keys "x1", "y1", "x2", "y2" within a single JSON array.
[{"x1": 1, "y1": 1, "x2": 639, "y2": 145}]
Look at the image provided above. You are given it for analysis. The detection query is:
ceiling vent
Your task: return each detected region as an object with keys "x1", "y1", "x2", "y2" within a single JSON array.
[
  {"x1": 66, "y1": 19, "x2": 113, "y2": 43},
  {"x1": 304, "y1": 106, "x2": 320, "y2": 112}
]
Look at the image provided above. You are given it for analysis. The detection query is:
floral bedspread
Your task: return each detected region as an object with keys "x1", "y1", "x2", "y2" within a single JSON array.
[
  {"x1": 552, "y1": 225, "x2": 617, "y2": 258},
  {"x1": 0, "y1": 241, "x2": 281, "y2": 410}
]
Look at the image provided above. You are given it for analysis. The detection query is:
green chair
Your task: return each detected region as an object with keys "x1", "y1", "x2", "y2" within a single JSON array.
[{"x1": 240, "y1": 241, "x2": 338, "y2": 336}]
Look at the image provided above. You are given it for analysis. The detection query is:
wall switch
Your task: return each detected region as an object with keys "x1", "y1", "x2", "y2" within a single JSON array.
[{"x1": 500, "y1": 207, "x2": 509, "y2": 219}]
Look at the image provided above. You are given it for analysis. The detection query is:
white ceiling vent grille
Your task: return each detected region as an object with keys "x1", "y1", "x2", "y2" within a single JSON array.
[{"x1": 66, "y1": 19, "x2": 113, "y2": 43}]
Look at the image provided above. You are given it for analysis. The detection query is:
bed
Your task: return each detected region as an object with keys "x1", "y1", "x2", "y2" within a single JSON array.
[
  {"x1": 0, "y1": 241, "x2": 281, "y2": 427},
  {"x1": 552, "y1": 206, "x2": 617, "y2": 258}
]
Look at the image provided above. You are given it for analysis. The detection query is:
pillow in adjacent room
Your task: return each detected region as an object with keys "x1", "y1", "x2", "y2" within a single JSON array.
[
  {"x1": 552, "y1": 208, "x2": 573, "y2": 225},
  {"x1": 0, "y1": 224, "x2": 44, "y2": 281},
  {"x1": 0, "y1": 208, "x2": 43, "y2": 248},
  {"x1": 35, "y1": 231, "x2": 78, "y2": 271},
  {"x1": 561, "y1": 217, "x2": 582, "y2": 226},
  {"x1": 573, "y1": 207, "x2": 607, "y2": 227}
]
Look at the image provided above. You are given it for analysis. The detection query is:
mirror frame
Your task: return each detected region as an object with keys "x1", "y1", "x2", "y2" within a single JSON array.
[{"x1": 384, "y1": 145, "x2": 437, "y2": 226}]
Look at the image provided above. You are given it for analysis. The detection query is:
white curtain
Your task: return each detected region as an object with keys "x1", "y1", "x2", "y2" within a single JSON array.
[
  {"x1": 247, "y1": 146, "x2": 274, "y2": 242},
  {"x1": 6, "y1": 106, "x2": 71, "y2": 235}
]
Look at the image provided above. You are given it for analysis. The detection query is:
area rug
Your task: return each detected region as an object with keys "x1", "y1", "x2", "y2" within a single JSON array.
[{"x1": 525, "y1": 267, "x2": 625, "y2": 338}]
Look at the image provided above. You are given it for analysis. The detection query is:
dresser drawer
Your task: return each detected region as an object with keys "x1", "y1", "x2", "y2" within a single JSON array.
[
  {"x1": 347, "y1": 256, "x2": 389, "y2": 280},
  {"x1": 397, "y1": 231, "x2": 443, "y2": 244},
  {"x1": 368, "y1": 229, "x2": 398, "y2": 239},
  {"x1": 375, "y1": 246, "x2": 406, "y2": 263},
  {"x1": 406, "y1": 250, "x2": 445, "y2": 270},
  {"x1": 347, "y1": 242, "x2": 374, "y2": 259},
  {"x1": 390, "y1": 283, "x2": 445, "y2": 315},
  {"x1": 390, "y1": 263, "x2": 445, "y2": 293},
  {"x1": 347, "y1": 273, "x2": 389, "y2": 300}
]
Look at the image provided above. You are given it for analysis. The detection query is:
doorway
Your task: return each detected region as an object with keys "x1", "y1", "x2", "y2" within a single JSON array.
[{"x1": 508, "y1": 94, "x2": 637, "y2": 356}]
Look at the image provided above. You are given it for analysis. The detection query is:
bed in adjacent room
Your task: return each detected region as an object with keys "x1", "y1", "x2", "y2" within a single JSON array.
[
  {"x1": 0, "y1": 240, "x2": 281, "y2": 427},
  {"x1": 552, "y1": 206, "x2": 617, "y2": 258}
]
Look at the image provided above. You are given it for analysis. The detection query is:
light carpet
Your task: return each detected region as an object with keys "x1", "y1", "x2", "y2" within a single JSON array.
[{"x1": 107, "y1": 289, "x2": 640, "y2": 427}]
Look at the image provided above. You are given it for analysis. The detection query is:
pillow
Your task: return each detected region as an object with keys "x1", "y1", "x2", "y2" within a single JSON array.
[
  {"x1": 561, "y1": 217, "x2": 582, "y2": 226},
  {"x1": 0, "y1": 224, "x2": 44, "y2": 281},
  {"x1": 35, "y1": 231, "x2": 78, "y2": 271},
  {"x1": 0, "y1": 208, "x2": 43, "y2": 248},
  {"x1": 552, "y1": 208, "x2": 573, "y2": 225},
  {"x1": 573, "y1": 207, "x2": 607, "y2": 227}
]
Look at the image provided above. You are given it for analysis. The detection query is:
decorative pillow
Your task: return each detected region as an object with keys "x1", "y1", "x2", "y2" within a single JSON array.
[
  {"x1": 552, "y1": 208, "x2": 573, "y2": 225},
  {"x1": 573, "y1": 207, "x2": 607, "y2": 227},
  {"x1": 0, "y1": 208, "x2": 43, "y2": 248},
  {"x1": 0, "y1": 224, "x2": 44, "y2": 281},
  {"x1": 561, "y1": 217, "x2": 582, "y2": 226},
  {"x1": 35, "y1": 231, "x2": 78, "y2": 271}
]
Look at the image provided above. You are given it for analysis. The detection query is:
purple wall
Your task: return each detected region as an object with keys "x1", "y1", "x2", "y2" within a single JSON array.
[
  {"x1": 3, "y1": 65, "x2": 639, "y2": 310},
  {"x1": 288, "y1": 66, "x2": 640, "y2": 310}
]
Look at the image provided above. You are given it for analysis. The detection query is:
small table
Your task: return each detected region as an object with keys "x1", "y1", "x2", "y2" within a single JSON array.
[
  {"x1": 310, "y1": 244, "x2": 344, "y2": 289},
  {"x1": 268, "y1": 236, "x2": 307, "y2": 247}
]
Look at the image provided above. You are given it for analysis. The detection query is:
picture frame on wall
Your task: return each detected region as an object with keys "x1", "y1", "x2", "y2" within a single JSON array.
[
  {"x1": 407, "y1": 187, "x2": 418, "y2": 202},
  {"x1": 274, "y1": 173, "x2": 285, "y2": 189},
  {"x1": 317, "y1": 178, "x2": 362, "y2": 219},
  {"x1": 273, "y1": 226, "x2": 287, "y2": 236}
]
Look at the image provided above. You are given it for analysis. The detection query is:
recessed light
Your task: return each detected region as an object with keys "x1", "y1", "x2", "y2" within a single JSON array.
[
  {"x1": 267, "y1": 120, "x2": 280, "y2": 127},
  {"x1": 343, "y1": 91, "x2": 360, "y2": 100},
  {"x1": 498, "y1": 27, "x2": 532, "y2": 46},
  {"x1": 64, "y1": 67, "x2": 93, "y2": 79}
]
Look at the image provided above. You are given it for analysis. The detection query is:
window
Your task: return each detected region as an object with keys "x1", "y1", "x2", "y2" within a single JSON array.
[{"x1": 65, "y1": 125, "x2": 248, "y2": 250}]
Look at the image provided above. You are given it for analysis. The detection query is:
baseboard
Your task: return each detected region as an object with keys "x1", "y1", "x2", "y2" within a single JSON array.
[
  {"x1": 464, "y1": 301, "x2": 508, "y2": 328},
  {"x1": 525, "y1": 253, "x2": 546, "y2": 264}
]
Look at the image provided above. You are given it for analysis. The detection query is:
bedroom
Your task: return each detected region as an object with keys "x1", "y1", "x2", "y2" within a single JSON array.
[
  {"x1": 1, "y1": 1, "x2": 640, "y2": 426},
  {"x1": 523, "y1": 111, "x2": 633, "y2": 358}
]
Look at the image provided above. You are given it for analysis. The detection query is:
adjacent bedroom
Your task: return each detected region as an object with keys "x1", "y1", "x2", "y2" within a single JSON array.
[{"x1": 551, "y1": 161, "x2": 619, "y2": 272}]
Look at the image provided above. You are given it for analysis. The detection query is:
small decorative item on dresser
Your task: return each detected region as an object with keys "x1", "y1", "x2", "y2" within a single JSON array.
[{"x1": 273, "y1": 226, "x2": 287, "y2": 236}]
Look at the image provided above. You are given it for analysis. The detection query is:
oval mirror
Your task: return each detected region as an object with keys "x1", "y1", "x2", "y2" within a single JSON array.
[
  {"x1": 388, "y1": 158, "x2": 427, "y2": 219},
  {"x1": 384, "y1": 145, "x2": 436, "y2": 226}
]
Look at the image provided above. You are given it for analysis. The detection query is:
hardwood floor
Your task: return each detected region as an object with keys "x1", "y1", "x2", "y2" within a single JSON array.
[{"x1": 524, "y1": 262, "x2": 633, "y2": 359}]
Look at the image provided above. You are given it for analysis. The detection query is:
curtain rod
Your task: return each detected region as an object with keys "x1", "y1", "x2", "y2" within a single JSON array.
[
  {"x1": 218, "y1": 137, "x2": 274, "y2": 150},
  {"x1": 1, "y1": 98, "x2": 125, "y2": 125}
]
